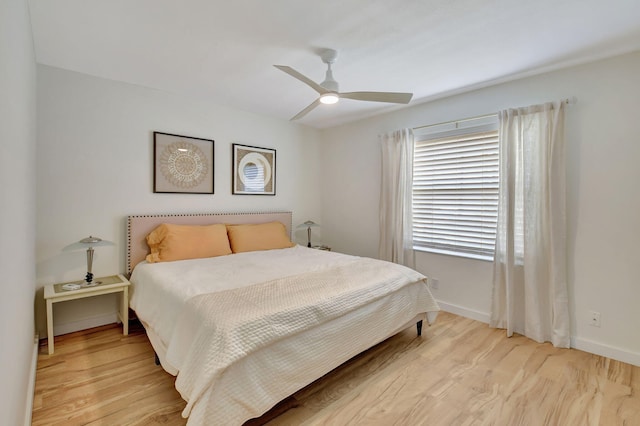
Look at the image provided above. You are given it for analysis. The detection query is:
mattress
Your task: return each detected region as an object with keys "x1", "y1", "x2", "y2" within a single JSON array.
[{"x1": 130, "y1": 245, "x2": 439, "y2": 425}]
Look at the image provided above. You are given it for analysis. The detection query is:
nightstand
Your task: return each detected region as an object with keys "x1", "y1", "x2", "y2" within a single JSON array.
[{"x1": 44, "y1": 274, "x2": 130, "y2": 355}]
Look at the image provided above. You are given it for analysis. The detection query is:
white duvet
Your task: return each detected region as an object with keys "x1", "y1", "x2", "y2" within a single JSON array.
[{"x1": 130, "y1": 245, "x2": 439, "y2": 425}]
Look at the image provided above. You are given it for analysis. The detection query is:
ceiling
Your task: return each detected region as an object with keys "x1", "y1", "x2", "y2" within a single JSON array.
[{"x1": 28, "y1": 0, "x2": 640, "y2": 129}]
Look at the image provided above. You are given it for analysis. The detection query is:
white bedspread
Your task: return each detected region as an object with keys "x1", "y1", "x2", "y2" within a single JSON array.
[
  {"x1": 130, "y1": 246, "x2": 439, "y2": 425},
  {"x1": 131, "y1": 245, "x2": 361, "y2": 357}
]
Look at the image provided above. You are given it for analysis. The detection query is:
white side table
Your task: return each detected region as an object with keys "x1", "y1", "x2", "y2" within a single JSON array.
[{"x1": 44, "y1": 274, "x2": 130, "y2": 355}]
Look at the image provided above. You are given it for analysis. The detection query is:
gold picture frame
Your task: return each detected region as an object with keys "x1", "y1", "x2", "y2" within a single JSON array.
[
  {"x1": 232, "y1": 144, "x2": 276, "y2": 195},
  {"x1": 153, "y1": 132, "x2": 214, "y2": 194}
]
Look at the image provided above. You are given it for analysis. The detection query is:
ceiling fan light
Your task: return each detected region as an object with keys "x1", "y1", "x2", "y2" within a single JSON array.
[{"x1": 320, "y1": 93, "x2": 339, "y2": 105}]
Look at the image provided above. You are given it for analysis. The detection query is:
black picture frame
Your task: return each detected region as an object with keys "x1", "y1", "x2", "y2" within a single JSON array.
[
  {"x1": 232, "y1": 144, "x2": 276, "y2": 195},
  {"x1": 153, "y1": 132, "x2": 214, "y2": 194}
]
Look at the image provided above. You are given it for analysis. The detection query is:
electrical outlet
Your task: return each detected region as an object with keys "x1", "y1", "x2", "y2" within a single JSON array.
[
  {"x1": 430, "y1": 278, "x2": 439, "y2": 290},
  {"x1": 589, "y1": 311, "x2": 601, "y2": 327}
]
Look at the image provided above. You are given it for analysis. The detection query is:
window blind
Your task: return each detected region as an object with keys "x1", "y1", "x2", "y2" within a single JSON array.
[{"x1": 413, "y1": 129, "x2": 499, "y2": 259}]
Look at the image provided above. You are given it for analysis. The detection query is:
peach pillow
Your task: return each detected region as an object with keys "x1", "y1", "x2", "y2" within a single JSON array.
[
  {"x1": 146, "y1": 223, "x2": 232, "y2": 263},
  {"x1": 226, "y1": 221, "x2": 295, "y2": 253}
]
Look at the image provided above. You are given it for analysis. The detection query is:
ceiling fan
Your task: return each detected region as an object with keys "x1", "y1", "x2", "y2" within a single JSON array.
[{"x1": 275, "y1": 49, "x2": 413, "y2": 120}]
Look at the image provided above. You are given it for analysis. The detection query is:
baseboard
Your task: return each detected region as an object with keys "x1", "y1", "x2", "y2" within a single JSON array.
[
  {"x1": 436, "y1": 300, "x2": 490, "y2": 324},
  {"x1": 25, "y1": 334, "x2": 38, "y2": 426},
  {"x1": 436, "y1": 301, "x2": 640, "y2": 367},
  {"x1": 53, "y1": 313, "x2": 118, "y2": 336},
  {"x1": 572, "y1": 336, "x2": 640, "y2": 367}
]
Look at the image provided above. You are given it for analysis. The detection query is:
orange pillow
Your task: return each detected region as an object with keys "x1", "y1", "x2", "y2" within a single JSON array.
[
  {"x1": 146, "y1": 223, "x2": 232, "y2": 263},
  {"x1": 226, "y1": 221, "x2": 295, "y2": 253}
]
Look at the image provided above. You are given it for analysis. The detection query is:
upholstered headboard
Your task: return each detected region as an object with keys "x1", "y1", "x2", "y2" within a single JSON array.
[{"x1": 126, "y1": 211, "x2": 293, "y2": 275}]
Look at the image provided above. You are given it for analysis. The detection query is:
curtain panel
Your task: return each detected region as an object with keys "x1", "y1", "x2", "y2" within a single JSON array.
[
  {"x1": 379, "y1": 129, "x2": 415, "y2": 268},
  {"x1": 490, "y1": 102, "x2": 570, "y2": 348}
]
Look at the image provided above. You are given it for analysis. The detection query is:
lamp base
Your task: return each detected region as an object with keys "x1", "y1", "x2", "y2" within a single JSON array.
[{"x1": 78, "y1": 272, "x2": 102, "y2": 287}]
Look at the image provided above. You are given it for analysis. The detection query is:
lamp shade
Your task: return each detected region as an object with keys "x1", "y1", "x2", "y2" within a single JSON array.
[
  {"x1": 297, "y1": 220, "x2": 320, "y2": 228},
  {"x1": 63, "y1": 235, "x2": 114, "y2": 251},
  {"x1": 80, "y1": 236, "x2": 104, "y2": 245}
]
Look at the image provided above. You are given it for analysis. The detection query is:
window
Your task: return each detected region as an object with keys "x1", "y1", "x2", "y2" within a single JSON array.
[{"x1": 412, "y1": 116, "x2": 498, "y2": 260}]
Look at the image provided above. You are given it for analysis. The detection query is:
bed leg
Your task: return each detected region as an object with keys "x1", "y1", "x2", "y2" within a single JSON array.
[
  {"x1": 154, "y1": 352, "x2": 160, "y2": 366},
  {"x1": 417, "y1": 320, "x2": 423, "y2": 336}
]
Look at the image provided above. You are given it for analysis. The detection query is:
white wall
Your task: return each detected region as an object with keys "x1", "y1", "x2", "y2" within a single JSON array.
[
  {"x1": 0, "y1": 0, "x2": 37, "y2": 424},
  {"x1": 320, "y1": 52, "x2": 640, "y2": 366},
  {"x1": 36, "y1": 66, "x2": 322, "y2": 336}
]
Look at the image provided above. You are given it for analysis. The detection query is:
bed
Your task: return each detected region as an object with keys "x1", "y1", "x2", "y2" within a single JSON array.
[{"x1": 126, "y1": 211, "x2": 439, "y2": 425}]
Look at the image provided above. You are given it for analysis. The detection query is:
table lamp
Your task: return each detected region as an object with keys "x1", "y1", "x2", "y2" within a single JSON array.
[
  {"x1": 65, "y1": 236, "x2": 114, "y2": 286},
  {"x1": 297, "y1": 220, "x2": 320, "y2": 247}
]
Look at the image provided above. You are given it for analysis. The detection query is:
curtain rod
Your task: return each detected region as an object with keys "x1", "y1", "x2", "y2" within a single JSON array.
[{"x1": 412, "y1": 97, "x2": 577, "y2": 131}]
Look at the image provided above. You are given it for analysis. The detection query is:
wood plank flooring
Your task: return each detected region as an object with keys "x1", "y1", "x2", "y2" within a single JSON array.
[{"x1": 32, "y1": 312, "x2": 640, "y2": 425}]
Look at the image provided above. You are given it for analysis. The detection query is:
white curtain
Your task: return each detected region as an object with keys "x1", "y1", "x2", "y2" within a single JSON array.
[
  {"x1": 490, "y1": 101, "x2": 570, "y2": 348},
  {"x1": 379, "y1": 129, "x2": 415, "y2": 268}
]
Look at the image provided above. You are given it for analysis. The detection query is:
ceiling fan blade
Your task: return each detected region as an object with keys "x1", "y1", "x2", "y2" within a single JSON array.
[
  {"x1": 340, "y1": 91, "x2": 413, "y2": 104},
  {"x1": 274, "y1": 65, "x2": 329, "y2": 95},
  {"x1": 290, "y1": 98, "x2": 321, "y2": 121}
]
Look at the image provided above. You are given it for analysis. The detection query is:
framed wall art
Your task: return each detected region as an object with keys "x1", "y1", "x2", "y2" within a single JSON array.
[
  {"x1": 153, "y1": 132, "x2": 214, "y2": 194},
  {"x1": 232, "y1": 144, "x2": 276, "y2": 195}
]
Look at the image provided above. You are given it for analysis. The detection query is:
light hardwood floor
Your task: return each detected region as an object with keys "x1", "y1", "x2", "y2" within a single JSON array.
[{"x1": 33, "y1": 312, "x2": 640, "y2": 425}]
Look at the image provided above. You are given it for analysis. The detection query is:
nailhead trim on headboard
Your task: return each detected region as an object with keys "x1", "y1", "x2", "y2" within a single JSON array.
[{"x1": 126, "y1": 211, "x2": 293, "y2": 275}]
